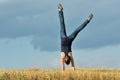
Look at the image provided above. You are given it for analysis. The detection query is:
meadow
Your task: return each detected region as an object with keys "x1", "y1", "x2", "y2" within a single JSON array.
[{"x1": 0, "y1": 69, "x2": 120, "y2": 80}]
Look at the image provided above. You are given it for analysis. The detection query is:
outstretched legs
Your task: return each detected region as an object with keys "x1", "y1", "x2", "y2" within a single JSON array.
[{"x1": 69, "y1": 14, "x2": 93, "y2": 41}]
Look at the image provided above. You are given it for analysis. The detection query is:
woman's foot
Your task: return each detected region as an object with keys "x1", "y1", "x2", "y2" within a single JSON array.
[
  {"x1": 88, "y1": 13, "x2": 93, "y2": 21},
  {"x1": 58, "y1": 3, "x2": 63, "y2": 11}
]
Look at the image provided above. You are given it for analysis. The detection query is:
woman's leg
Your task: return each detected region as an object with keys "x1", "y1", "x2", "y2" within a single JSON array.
[
  {"x1": 58, "y1": 4, "x2": 67, "y2": 38},
  {"x1": 69, "y1": 19, "x2": 90, "y2": 41},
  {"x1": 69, "y1": 14, "x2": 93, "y2": 41}
]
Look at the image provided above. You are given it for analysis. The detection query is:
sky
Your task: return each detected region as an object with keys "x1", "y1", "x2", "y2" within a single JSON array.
[{"x1": 0, "y1": 0, "x2": 120, "y2": 70}]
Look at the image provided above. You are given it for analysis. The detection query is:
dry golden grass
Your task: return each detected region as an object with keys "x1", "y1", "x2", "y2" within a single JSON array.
[{"x1": 0, "y1": 69, "x2": 120, "y2": 80}]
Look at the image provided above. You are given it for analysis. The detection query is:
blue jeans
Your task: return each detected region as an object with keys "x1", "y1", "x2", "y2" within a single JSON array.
[
  {"x1": 59, "y1": 10, "x2": 90, "y2": 54},
  {"x1": 59, "y1": 10, "x2": 90, "y2": 41}
]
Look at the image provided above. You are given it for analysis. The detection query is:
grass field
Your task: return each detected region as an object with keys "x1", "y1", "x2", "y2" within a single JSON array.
[{"x1": 0, "y1": 69, "x2": 120, "y2": 80}]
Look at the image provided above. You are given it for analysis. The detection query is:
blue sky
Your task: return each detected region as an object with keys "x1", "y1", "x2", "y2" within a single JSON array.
[{"x1": 0, "y1": 0, "x2": 120, "y2": 69}]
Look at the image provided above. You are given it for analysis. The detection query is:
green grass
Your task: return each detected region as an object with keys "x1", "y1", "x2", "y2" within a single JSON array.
[{"x1": 0, "y1": 69, "x2": 120, "y2": 80}]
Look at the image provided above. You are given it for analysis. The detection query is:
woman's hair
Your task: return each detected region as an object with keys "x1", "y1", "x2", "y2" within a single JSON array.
[{"x1": 65, "y1": 55, "x2": 71, "y2": 65}]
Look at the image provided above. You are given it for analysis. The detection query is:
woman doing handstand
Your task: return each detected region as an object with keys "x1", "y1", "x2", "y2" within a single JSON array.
[{"x1": 58, "y1": 4, "x2": 93, "y2": 71}]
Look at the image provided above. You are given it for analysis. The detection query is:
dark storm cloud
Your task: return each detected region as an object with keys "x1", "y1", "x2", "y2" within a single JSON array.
[
  {"x1": 31, "y1": 35, "x2": 60, "y2": 52},
  {"x1": 0, "y1": 0, "x2": 58, "y2": 38},
  {"x1": 0, "y1": 0, "x2": 120, "y2": 51},
  {"x1": 73, "y1": 0, "x2": 120, "y2": 49}
]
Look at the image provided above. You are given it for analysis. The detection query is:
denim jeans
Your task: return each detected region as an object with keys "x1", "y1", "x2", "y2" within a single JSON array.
[
  {"x1": 59, "y1": 10, "x2": 90, "y2": 54},
  {"x1": 59, "y1": 10, "x2": 90, "y2": 41}
]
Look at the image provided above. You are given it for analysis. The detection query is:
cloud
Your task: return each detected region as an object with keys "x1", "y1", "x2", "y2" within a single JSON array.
[
  {"x1": 0, "y1": 36, "x2": 120, "y2": 69},
  {"x1": 0, "y1": 0, "x2": 57, "y2": 37},
  {"x1": 30, "y1": 35, "x2": 60, "y2": 51},
  {"x1": 0, "y1": 0, "x2": 120, "y2": 52}
]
